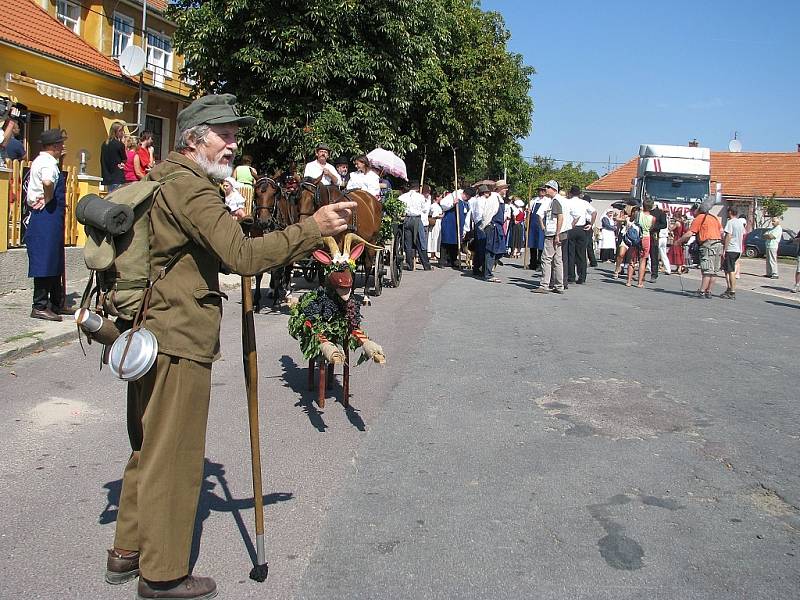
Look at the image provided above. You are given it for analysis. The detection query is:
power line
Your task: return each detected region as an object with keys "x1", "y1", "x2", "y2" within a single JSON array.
[{"x1": 521, "y1": 155, "x2": 626, "y2": 165}]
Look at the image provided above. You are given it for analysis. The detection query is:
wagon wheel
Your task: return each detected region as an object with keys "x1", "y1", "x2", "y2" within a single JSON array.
[
  {"x1": 372, "y1": 249, "x2": 383, "y2": 296},
  {"x1": 301, "y1": 260, "x2": 317, "y2": 282},
  {"x1": 390, "y1": 233, "x2": 404, "y2": 287},
  {"x1": 317, "y1": 262, "x2": 325, "y2": 286}
]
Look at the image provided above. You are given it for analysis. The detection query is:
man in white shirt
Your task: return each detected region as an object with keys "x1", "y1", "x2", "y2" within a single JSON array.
[
  {"x1": 439, "y1": 187, "x2": 474, "y2": 267},
  {"x1": 565, "y1": 186, "x2": 596, "y2": 284},
  {"x1": 418, "y1": 184, "x2": 432, "y2": 255},
  {"x1": 721, "y1": 206, "x2": 745, "y2": 299},
  {"x1": 534, "y1": 180, "x2": 565, "y2": 293},
  {"x1": 471, "y1": 185, "x2": 495, "y2": 276},
  {"x1": 26, "y1": 128, "x2": 68, "y2": 321},
  {"x1": 398, "y1": 181, "x2": 431, "y2": 271},
  {"x1": 302, "y1": 143, "x2": 341, "y2": 186}
]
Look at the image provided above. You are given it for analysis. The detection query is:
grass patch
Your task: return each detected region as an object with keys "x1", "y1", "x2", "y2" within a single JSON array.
[{"x1": 4, "y1": 330, "x2": 45, "y2": 343}]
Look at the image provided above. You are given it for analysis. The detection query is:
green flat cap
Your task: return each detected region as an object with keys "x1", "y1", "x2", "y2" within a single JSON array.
[{"x1": 177, "y1": 94, "x2": 256, "y2": 132}]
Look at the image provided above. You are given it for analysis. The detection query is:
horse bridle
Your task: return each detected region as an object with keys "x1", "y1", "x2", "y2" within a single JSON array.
[
  {"x1": 254, "y1": 177, "x2": 286, "y2": 230},
  {"x1": 298, "y1": 182, "x2": 357, "y2": 231}
]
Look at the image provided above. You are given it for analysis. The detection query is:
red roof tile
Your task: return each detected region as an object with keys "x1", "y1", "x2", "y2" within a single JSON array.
[
  {"x1": 148, "y1": 0, "x2": 168, "y2": 12},
  {"x1": 588, "y1": 152, "x2": 800, "y2": 199},
  {"x1": 1, "y1": 0, "x2": 123, "y2": 78}
]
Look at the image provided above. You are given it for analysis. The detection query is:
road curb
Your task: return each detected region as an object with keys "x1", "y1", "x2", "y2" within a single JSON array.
[
  {"x1": 1, "y1": 275, "x2": 244, "y2": 365},
  {"x1": 0, "y1": 327, "x2": 78, "y2": 364}
]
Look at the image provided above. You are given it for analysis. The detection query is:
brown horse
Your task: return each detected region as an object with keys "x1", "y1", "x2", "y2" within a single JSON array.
[
  {"x1": 242, "y1": 176, "x2": 294, "y2": 310},
  {"x1": 297, "y1": 175, "x2": 383, "y2": 305}
]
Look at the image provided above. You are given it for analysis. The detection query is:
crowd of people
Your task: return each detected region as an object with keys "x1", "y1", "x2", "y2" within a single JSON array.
[{"x1": 391, "y1": 178, "x2": 800, "y2": 298}]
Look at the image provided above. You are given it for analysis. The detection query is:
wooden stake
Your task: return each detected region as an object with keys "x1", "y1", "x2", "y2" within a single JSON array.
[
  {"x1": 420, "y1": 146, "x2": 427, "y2": 192},
  {"x1": 523, "y1": 181, "x2": 532, "y2": 269}
]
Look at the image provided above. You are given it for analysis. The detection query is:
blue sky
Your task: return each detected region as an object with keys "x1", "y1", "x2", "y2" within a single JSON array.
[{"x1": 481, "y1": 0, "x2": 800, "y2": 174}]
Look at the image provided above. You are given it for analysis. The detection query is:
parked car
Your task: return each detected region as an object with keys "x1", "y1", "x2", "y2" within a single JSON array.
[{"x1": 743, "y1": 228, "x2": 799, "y2": 258}]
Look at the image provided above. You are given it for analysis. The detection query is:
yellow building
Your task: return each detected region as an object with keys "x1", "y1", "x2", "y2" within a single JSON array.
[{"x1": 1, "y1": 0, "x2": 193, "y2": 175}]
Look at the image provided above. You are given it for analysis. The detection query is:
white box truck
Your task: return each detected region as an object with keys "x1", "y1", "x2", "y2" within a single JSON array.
[{"x1": 631, "y1": 144, "x2": 721, "y2": 216}]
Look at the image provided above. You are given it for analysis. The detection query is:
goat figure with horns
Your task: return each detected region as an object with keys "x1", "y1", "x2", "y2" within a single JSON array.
[{"x1": 288, "y1": 233, "x2": 386, "y2": 407}]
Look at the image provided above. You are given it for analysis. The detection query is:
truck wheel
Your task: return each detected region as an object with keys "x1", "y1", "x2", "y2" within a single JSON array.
[{"x1": 744, "y1": 246, "x2": 758, "y2": 258}]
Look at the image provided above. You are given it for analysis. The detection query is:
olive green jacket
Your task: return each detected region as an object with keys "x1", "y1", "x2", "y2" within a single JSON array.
[{"x1": 147, "y1": 152, "x2": 321, "y2": 362}]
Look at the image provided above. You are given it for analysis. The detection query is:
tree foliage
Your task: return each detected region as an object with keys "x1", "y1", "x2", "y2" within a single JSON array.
[
  {"x1": 507, "y1": 156, "x2": 600, "y2": 199},
  {"x1": 755, "y1": 194, "x2": 788, "y2": 228},
  {"x1": 169, "y1": 0, "x2": 533, "y2": 184}
]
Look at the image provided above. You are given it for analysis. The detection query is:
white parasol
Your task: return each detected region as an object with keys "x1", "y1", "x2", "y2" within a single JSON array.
[{"x1": 367, "y1": 148, "x2": 408, "y2": 180}]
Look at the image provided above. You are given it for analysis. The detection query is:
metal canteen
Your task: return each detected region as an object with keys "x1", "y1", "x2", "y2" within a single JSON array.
[
  {"x1": 108, "y1": 327, "x2": 158, "y2": 381},
  {"x1": 74, "y1": 308, "x2": 121, "y2": 346}
]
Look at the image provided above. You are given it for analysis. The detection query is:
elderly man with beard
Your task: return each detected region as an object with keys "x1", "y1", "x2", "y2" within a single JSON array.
[{"x1": 106, "y1": 95, "x2": 356, "y2": 600}]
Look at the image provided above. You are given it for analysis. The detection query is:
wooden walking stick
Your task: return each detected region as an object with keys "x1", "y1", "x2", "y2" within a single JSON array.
[
  {"x1": 241, "y1": 275, "x2": 269, "y2": 582},
  {"x1": 523, "y1": 181, "x2": 532, "y2": 269},
  {"x1": 419, "y1": 145, "x2": 427, "y2": 192}
]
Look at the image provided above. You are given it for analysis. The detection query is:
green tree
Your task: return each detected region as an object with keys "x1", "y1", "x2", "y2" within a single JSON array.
[
  {"x1": 755, "y1": 194, "x2": 788, "y2": 227},
  {"x1": 509, "y1": 156, "x2": 600, "y2": 199},
  {"x1": 169, "y1": 0, "x2": 533, "y2": 180}
]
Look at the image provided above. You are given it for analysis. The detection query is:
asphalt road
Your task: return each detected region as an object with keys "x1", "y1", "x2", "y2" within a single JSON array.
[{"x1": 1, "y1": 259, "x2": 798, "y2": 599}]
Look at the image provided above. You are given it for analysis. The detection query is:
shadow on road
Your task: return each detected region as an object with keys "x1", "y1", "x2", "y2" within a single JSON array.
[
  {"x1": 765, "y1": 299, "x2": 800, "y2": 310},
  {"x1": 99, "y1": 459, "x2": 293, "y2": 572},
  {"x1": 279, "y1": 355, "x2": 368, "y2": 432},
  {"x1": 505, "y1": 276, "x2": 537, "y2": 291},
  {"x1": 280, "y1": 355, "x2": 328, "y2": 432}
]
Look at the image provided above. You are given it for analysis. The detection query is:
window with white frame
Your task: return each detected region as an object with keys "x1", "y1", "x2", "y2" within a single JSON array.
[
  {"x1": 146, "y1": 31, "x2": 174, "y2": 89},
  {"x1": 56, "y1": 0, "x2": 81, "y2": 34},
  {"x1": 112, "y1": 13, "x2": 135, "y2": 58}
]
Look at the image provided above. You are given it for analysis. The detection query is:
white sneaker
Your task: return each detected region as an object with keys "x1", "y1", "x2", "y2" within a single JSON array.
[{"x1": 793, "y1": 285, "x2": 799, "y2": 294}]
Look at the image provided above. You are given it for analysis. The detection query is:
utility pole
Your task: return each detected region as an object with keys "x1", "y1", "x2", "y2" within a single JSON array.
[{"x1": 135, "y1": 0, "x2": 148, "y2": 132}]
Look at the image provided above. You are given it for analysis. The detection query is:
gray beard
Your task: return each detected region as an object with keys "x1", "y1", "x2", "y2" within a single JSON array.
[{"x1": 193, "y1": 152, "x2": 232, "y2": 181}]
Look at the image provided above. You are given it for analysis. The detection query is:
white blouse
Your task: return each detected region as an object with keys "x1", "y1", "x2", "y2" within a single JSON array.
[{"x1": 346, "y1": 170, "x2": 381, "y2": 197}]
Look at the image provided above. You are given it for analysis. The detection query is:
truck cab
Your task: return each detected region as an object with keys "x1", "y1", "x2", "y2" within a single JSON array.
[{"x1": 631, "y1": 144, "x2": 719, "y2": 216}]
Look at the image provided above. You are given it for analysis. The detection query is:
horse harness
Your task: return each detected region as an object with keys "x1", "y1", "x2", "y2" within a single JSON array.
[
  {"x1": 298, "y1": 182, "x2": 358, "y2": 232},
  {"x1": 253, "y1": 176, "x2": 288, "y2": 231}
]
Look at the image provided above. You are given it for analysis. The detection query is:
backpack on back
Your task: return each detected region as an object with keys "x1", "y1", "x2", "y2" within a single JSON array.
[
  {"x1": 623, "y1": 221, "x2": 642, "y2": 248},
  {"x1": 78, "y1": 172, "x2": 188, "y2": 321}
]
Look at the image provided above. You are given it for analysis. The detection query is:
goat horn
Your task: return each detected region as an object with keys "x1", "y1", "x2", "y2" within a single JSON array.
[
  {"x1": 343, "y1": 232, "x2": 382, "y2": 254},
  {"x1": 321, "y1": 236, "x2": 341, "y2": 256}
]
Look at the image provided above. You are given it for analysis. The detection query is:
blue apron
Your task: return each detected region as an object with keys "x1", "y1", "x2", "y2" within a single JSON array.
[
  {"x1": 441, "y1": 199, "x2": 469, "y2": 245},
  {"x1": 485, "y1": 201, "x2": 506, "y2": 256},
  {"x1": 25, "y1": 169, "x2": 66, "y2": 278},
  {"x1": 527, "y1": 202, "x2": 545, "y2": 249}
]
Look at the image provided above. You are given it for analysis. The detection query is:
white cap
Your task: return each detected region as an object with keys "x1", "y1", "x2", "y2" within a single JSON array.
[{"x1": 545, "y1": 179, "x2": 559, "y2": 192}]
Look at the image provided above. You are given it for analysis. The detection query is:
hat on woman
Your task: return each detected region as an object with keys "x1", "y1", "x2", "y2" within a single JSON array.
[{"x1": 513, "y1": 199, "x2": 524, "y2": 208}]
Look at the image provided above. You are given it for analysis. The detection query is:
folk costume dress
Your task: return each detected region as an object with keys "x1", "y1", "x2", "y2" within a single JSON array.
[
  {"x1": 440, "y1": 191, "x2": 470, "y2": 267},
  {"x1": 527, "y1": 201, "x2": 545, "y2": 268}
]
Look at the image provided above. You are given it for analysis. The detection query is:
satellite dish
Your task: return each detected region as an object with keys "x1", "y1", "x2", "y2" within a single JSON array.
[
  {"x1": 728, "y1": 139, "x2": 742, "y2": 153},
  {"x1": 119, "y1": 46, "x2": 147, "y2": 77}
]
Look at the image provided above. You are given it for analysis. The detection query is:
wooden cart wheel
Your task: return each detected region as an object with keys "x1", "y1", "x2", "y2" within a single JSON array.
[
  {"x1": 372, "y1": 249, "x2": 383, "y2": 296},
  {"x1": 390, "y1": 232, "x2": 404, "y2": 287}
]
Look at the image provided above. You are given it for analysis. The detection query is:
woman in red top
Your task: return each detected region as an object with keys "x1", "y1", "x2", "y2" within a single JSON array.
[
  {"x1": 668, "y1": 214, "x2": 687, "y2": 273},
  {"x1": 122, "y1": 137, "x2": 139, "y2": 183},
  {"x1": 132, "y1": 131, "x2": 154, "y2": 180}
]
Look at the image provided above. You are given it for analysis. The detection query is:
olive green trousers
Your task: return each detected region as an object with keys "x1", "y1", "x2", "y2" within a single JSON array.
[{"x1": 114, "y1": 353, "x2": 212, "y2": 581}]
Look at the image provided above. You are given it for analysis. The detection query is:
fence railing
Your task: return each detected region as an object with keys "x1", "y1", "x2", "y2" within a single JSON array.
[{"x1": 1, "y1": 160, "x2": 99, "y2": 252}]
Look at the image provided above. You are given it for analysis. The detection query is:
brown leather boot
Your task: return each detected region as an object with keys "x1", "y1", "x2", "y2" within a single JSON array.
[
  {"x1": 136, "y1": 575, "x2": 218, "y2": 599},
  {"x1": 30, "y1": 307, "x2": 62, "y2": 321},
  {"x1": 105, "y1": 549, "x2": 140, "y2": 584}
]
